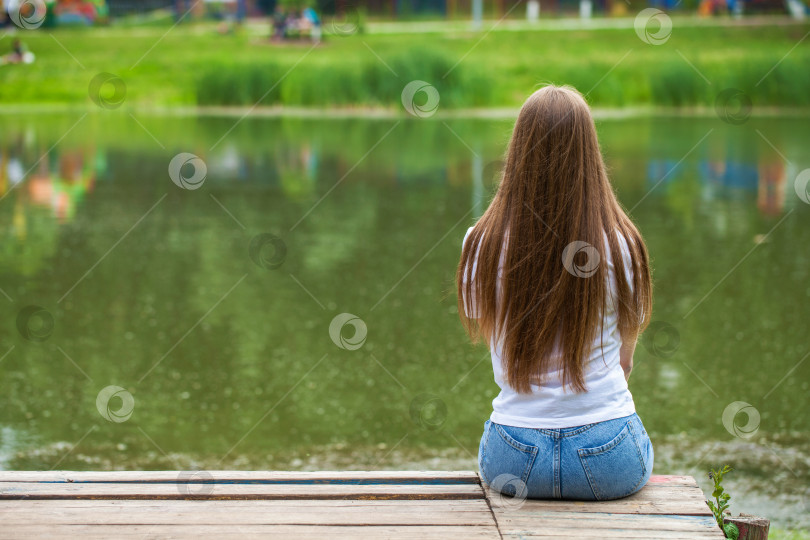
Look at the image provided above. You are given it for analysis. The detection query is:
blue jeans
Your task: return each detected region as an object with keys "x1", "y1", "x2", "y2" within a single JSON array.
[{"x1": 478, "y1": 413, "x2": 654, "y2": 500}]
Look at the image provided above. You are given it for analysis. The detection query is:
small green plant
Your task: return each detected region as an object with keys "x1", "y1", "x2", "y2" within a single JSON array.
[{"x1": 706, "y1": 465, "x2": 739, "y2": 540}]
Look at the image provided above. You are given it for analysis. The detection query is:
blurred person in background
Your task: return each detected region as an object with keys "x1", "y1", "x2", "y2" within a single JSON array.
[
  {"x1": 303, "y1": 4, "x2": 320, "y2": 42},
  {"x1": 2, "y1": 38, "x2": 34, "y2": 65},
  {"x1": 271, "y1": 3, "x2": 287, "y2": 40}
]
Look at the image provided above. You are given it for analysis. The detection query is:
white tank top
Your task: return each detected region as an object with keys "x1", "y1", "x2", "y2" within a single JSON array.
[{"x1": 461, "y1": 227, "x2": 636, "y2": 429}]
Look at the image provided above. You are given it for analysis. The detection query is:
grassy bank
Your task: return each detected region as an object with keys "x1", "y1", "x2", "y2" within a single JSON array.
[{"x1": 1, "y1": 20, "x2": 808, "y2": 109}]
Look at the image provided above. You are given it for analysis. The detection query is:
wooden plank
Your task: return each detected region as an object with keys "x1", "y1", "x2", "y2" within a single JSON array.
[
  {"x1": 498, "y1": 511, "x2": 724, "y2": 536},
  {"x1": 486, "y1": 474, "x2": 722, "y2": 539},
  {"x1": 0, "y1": 499, "x2": 495, "y2": 526},
  {"x1": 0, "y1": 499, "x2": 487, "y2": 509},
  {"x1": 0, "y1": 481, "x2": 485, "y2": 500},
  {"x1": 645, "y1": 475, "x2": 700, "y2": 488},
  {"x1": 503, "y1": 530, "x2": 722, "y2": 539},
  {"x1": 485, "y1": 485, "x2": 711, "y2": 515},
  {"x1": 0, "y1": 470, "x2": 480, "y2": 484},
  {"x1": 0, "y1": 524, "x2": 501, "y2": 539}
]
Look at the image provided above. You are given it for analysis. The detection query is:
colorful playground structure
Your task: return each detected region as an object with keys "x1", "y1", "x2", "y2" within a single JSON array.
[{"x1": 2, "y1": 0, "x2": 107, "y2": 26}]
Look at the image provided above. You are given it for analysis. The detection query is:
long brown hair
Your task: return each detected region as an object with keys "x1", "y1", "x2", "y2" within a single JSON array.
[{"x1": 457, "y1": 85, "x2": 652, "y2": 394}]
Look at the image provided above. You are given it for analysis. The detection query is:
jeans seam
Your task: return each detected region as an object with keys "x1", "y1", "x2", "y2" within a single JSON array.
[
  {"x1": 479, "y1": 421, "x2": 492, "y2": 485},
  {"x1": 558, "y1": 423, "x2": 598, "y2": 437},
  {"x1": 618, "y1": 422, "x2": 647, "y2": 497},
  {"x1": 627, "y1": 421, "x2": 648, "y2": 481},
  {"x1": 580, "y1": 451, "x2": 601, "y2": 500},
  {"x1": 578, "y1": 421, "x2": 631, "y2": 456},
  {"x1": 494, "y1": 424, "x2": 535, "y2": 454},
  {"x1": 485, "y1": 423, "x2": 539, "y2": 487},
  {"x1": 553, "y1": 435, "x2": 561, "y2": 499},
  {"x1": 520, "y1": 447, "x2": 539, "y2": 486}
]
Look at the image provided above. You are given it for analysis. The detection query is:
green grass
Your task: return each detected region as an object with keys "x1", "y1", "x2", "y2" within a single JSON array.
[
  {"x1": 196, "y1": 46, "x2": 492, "y2": 107},
  {"x1": 770, "y1": 529, "x2": 810, "y2": 540},
  {"x1": 1, "y1": 20, "x2": 809, "y2": 109}
]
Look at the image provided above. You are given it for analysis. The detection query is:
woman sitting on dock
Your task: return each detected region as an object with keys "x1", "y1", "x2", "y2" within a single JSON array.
[{"x1": 457, "y1": 84, "x2": 654, "y2": 501}]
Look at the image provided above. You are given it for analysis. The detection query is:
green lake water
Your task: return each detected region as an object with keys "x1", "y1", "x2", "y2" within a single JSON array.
[{"x1": 0, "y1": 112, "x2": 808, "y2": 528}]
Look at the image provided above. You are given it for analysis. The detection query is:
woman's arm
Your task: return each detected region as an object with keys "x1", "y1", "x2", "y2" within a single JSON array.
[{"x1": 620, "y1": 339, "x2": 636, "y2": 381}]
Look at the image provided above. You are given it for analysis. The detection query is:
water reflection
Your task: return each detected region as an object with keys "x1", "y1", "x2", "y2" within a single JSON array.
[
  {"x1": 0, "y1": 128, "x2": 799, "y2": 231},
  {"x1": 647, "y1": 155, "x2": 793, "y2": 217},
  {"x1": 1, "y1": 142, "x2": 98, "y2": 225}
]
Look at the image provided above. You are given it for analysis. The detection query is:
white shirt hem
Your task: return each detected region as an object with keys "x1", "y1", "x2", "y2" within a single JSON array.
[{"x1": 490, "y1": 402, "x2": 637, "y2": 429}]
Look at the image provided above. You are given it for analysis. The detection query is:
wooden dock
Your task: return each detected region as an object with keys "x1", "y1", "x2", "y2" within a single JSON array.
[{"x1": 0, "y1": 471, "x2": 724, "y2": 539}]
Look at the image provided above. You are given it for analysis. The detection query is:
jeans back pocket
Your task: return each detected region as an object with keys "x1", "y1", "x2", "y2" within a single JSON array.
[
  {"x1": 480, "y1": 422, "x2": 538, "y2": 495},
  {"x1": 577, "y1": 420, "x2": 648, "y2": 501}
]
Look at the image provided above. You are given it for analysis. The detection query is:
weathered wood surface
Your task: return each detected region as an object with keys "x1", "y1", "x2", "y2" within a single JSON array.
[
  {"x1": 486, "y1": 474, "x2": 725, "y2": 540},
  {"x1": 0, "y1": 481, "x2": 485, "y2": 500},
  {"x1": 0, "y1": 499, "x2": 495, "y2": 525},
  {"x1": 0, "y1": 524, "x2": 500, "y2": 539},
  {"x1": 486, "y1": 477, "x2": 712, "y2": 516},
  {"x1": 495, "y1": 512, "x2": 723, "y2": 538},
  {"x1": 0, "y1": 470, "x2": 480, "y2": 483},
  {"x1": 0, "y1": 471, "x2": 725, "y2": 539}
]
